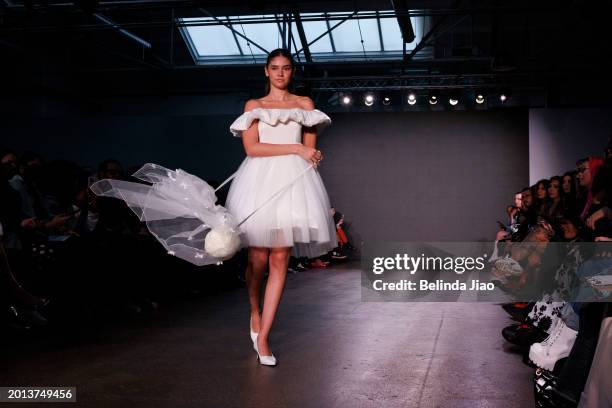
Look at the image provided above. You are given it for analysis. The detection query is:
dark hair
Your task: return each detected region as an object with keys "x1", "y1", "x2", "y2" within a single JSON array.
[
  {"x1": 561, "y1": 171, "x2": 576, "y2": 196},
  {"x1": 264, "y1": 48, "x2": 295, "y2": 94},
  {"x1": 549, "y1": 176, "x2": 562, "y2": 187},
  {"x1": 533, "y1": 179, "x2": 549, "y2": 197}
]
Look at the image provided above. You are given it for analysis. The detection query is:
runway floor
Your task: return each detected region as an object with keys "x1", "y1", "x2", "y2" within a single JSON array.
[{"x1": 2, "y1": 262, "x2": 533, "y2": 408}]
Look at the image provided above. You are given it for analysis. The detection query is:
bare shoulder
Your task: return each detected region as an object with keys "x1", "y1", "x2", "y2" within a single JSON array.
[
  {"x1": 244, "y1": 99, "x2": 262, "y2": 112},
  {"x1": 297, "y1": 96, "x2": 315, "y2": 111}
]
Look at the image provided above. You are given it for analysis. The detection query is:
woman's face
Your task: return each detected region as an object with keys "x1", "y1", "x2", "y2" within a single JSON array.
[
  {"x1": 521, "y1": 190, "x2": 533, "y2": 209},
  {"x1": 560, "y1": 220, "x2": 577, "y2": 240},
  {"x1": 0, "y1": 153, "x2": 18, "y2": 179},
  {"x1": 264, "y1": 55, "x2": 293, "y2": 90},
  {"x1": 576, "y1": 163, "x2": 592, "y2": 187},
  {"x1": 537, "y1": 182, "x2": 547, "y2": 200},
  {"x1": 514, "y1": 193, "x2": 522, "y2": 208},
  {"x1": 548, "y1": 179, "x2": 560, "y2": 200},
  {"x1": 562, "y1": 175, "x2": 572, "y2": 194}
]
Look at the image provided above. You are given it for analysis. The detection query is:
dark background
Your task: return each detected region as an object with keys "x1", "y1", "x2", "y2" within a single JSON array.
[{"x1": 1, "y1": 105, "x2": 529, "y2": 244}]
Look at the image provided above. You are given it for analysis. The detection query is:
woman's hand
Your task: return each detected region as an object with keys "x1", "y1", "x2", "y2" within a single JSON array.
[
  {"x1": 595, "y1": 236, "x2": 612, "y2": 241},
  {"x1": 20, "y1": 217, "x2": 40, "y2": 229},
  {"x1": 586, "y1": 207, "x2": 610, "y2": 229},
  {"x1": 298, "y1": 146, "x2": 323, "y2": 167},
  {"x1": 45, "y1": 214, "x2": 71, "y2": 230}
]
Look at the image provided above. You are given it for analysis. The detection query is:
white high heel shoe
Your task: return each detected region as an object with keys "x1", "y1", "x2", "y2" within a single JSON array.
[
  {"x1": 254, "y1": 338, "x2": 277, "y2": 367},
  {"x1": 249, "y1": 317, "x2": 258, "y2": 352}
]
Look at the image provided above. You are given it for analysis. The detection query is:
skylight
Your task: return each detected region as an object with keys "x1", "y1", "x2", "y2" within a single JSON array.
[{"x1": 178, "y1": 11, "x2": 429, "y2": 65}]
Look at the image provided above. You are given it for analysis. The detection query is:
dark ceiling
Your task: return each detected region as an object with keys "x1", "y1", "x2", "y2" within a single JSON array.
[{"x1": 1, "y1": 0, "x2": 611, "y2": 109}]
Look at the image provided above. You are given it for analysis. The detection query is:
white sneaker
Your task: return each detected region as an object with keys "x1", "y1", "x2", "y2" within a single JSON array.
[
  {"x1": 529, "y1": 319, "x2": 577, "y2": 371},
  {"x1": 542, "y1": 313, "x2": 562, "y2": 340}
]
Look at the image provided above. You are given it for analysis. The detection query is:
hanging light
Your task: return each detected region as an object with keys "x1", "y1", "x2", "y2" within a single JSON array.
[{"x1": 407, "y1": 92, "x2": 417, "y2": 105}]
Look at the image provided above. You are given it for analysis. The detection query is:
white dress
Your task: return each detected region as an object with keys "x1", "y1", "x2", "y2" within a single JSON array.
[{"x1": 226, "y1": 107, "x2": 338, "y2": 258}]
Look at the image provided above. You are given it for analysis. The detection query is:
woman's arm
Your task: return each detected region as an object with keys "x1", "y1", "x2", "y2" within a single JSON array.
[
  {"x1": 299, "y1": 97, "x2": 323, "y2": 167},
  {"x1": 241, "y1": 99, "x2": 321, "y2": 166},
  {"x1": 300, "y1": 97, "x2": 317, "y2": 149},
  {"x1": 241, "y1": 99, "x2": 302, "y2": 158}
]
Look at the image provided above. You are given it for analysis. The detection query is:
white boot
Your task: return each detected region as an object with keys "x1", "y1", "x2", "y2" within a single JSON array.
[{"x1": 529, "y1": 319, "x2": 577, "y2": 371}]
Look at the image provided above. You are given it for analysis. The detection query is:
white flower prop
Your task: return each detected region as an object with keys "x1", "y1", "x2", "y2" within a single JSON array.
[{"x1": 204, "y1": 226, "x2": 242, "y2": 260}]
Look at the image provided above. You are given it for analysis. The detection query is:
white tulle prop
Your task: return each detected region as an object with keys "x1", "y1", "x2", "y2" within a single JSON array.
[
  {"x1": 90, "y1": 162, "x2": 314, "y2": 266},
  {"x1": 204, "y1": 226, "x2": 242, "y2": 259},
  {"x1": 90, "y1": 163, "x2": 241, "y2": 266}
]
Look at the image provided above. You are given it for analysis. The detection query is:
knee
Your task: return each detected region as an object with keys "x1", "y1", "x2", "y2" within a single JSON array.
[
  {"x1": 249, "y1": 248, "x2": 269, "y2": 267},
  {"x1": 269, "y1": 249, "x2": 289, "y2": 269}
]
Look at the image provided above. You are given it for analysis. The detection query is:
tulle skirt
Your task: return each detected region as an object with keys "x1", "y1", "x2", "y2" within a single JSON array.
[{"x1": 226, "y1": 154, "x2": 337, "y2": 258}]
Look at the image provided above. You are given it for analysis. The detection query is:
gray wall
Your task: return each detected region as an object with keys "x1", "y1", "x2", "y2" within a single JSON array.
[
  {"x1": 2, "y1": 106, "x2": 529, "y2": 244},
  {"x1": 2, "y1": 114, "x2": 245, "y2": 183},
  {"x1": 318, "y1": 110, "x2": 528, "y2": 245},
  {"x1": 529, "y1": 108, "x2": 612, "y2": 184}
]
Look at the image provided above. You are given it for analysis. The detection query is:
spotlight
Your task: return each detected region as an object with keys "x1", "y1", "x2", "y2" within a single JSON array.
[
  {"x1": 448, "y1": 91, "x2": 460, "y2": 106},
  {"x1": 382, "y1": 96, "x2": 391, "y2": 106},
  {"x1": 500, "y1": 93, "x2": 507, "y2": 102},
  {"x1": 341, "y1": 95, "x2": 352, "y2": 105},
  {"x1": 407, "y1": 92, "x2": 417, "y2": 105},
  {"x1": 428, "y1": 93, "x2": 438, "y2": 105},
  {"x1": 364, "y1": 93, "x2": 374, "y2": 107},
  {"x1": 475, "y1": 93, "x2": 485, "y2": 104}
]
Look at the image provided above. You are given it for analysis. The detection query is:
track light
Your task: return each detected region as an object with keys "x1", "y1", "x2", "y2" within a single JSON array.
[
  {"x1": 475, "y1": 93, "x2": 485, "y2": 104},
  {"x1": 382, "y1": 96, "x2": 391, "y2": 106},
  {"x1": 448, "y1": 91, "x2": 460, "y2": 106},
  {"x1": 341, "y1": 95, "x2": 352, "y2": 105},
  {"x1": 407, "y1": 92, "x2": 417, "y2": 105},
  {"x1": 499, "y1": 89, "x2": 511, "y2": 103},
  {"x1": 364, "y1": 93, "x2": 374, "y2": 107},
  {"x1": 428, "y1": 93, "x2": 438, "y2": 105}
]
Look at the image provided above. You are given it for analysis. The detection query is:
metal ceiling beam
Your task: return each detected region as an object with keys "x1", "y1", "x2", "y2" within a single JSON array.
[
  {"x1": 92, "y1": 13, "x2": 152, "y2": 48},
  {"x1": 376, "y1": 10, "x2": 385, "y2": 51},
  {"x1": 198, "y1": 8, "x2": 269, "y2": 54},
  {"x1": 324, "y1": 12, "x2": 336, "y2": 53},
  {"x1": 292, "y1": 10, "x2": 312, "y2": 62},
  {"x1": 0, "y1": 7, "x2": 564, "y2": 33},
  {"x1": 406, "y1": 0, "x2": 462, "y2": 61},
  {"x1": 390, "y1": 0, "x2": 415, "y2": 43},
  {"x1": 275, "y1": 13, "x2": 287, "y2": 50},
  {"x1": 293, "y1": 11, "x2": 357, "y2": 56}
]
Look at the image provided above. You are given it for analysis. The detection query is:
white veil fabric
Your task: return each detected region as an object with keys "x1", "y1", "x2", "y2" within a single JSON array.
[{"x1": 90, "y1": 163, "x2": 240, "y2": 266}]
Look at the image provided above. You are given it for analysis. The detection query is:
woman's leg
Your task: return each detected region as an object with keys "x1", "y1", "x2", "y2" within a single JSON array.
[
  {"x1": 247, "y1": 247, "x2": 269, "y2": 332},
  {"x1": 257, "y1": 247, "x2": 291, "y2": 356}
]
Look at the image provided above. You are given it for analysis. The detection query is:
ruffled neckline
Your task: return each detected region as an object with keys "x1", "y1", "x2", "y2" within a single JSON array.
[
  {"x1": 230, "y1": 107, "x2": 331, "y2": 137},
  {"x1": 246, "y1": 107, "x2": 318, "y2": 112}
]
